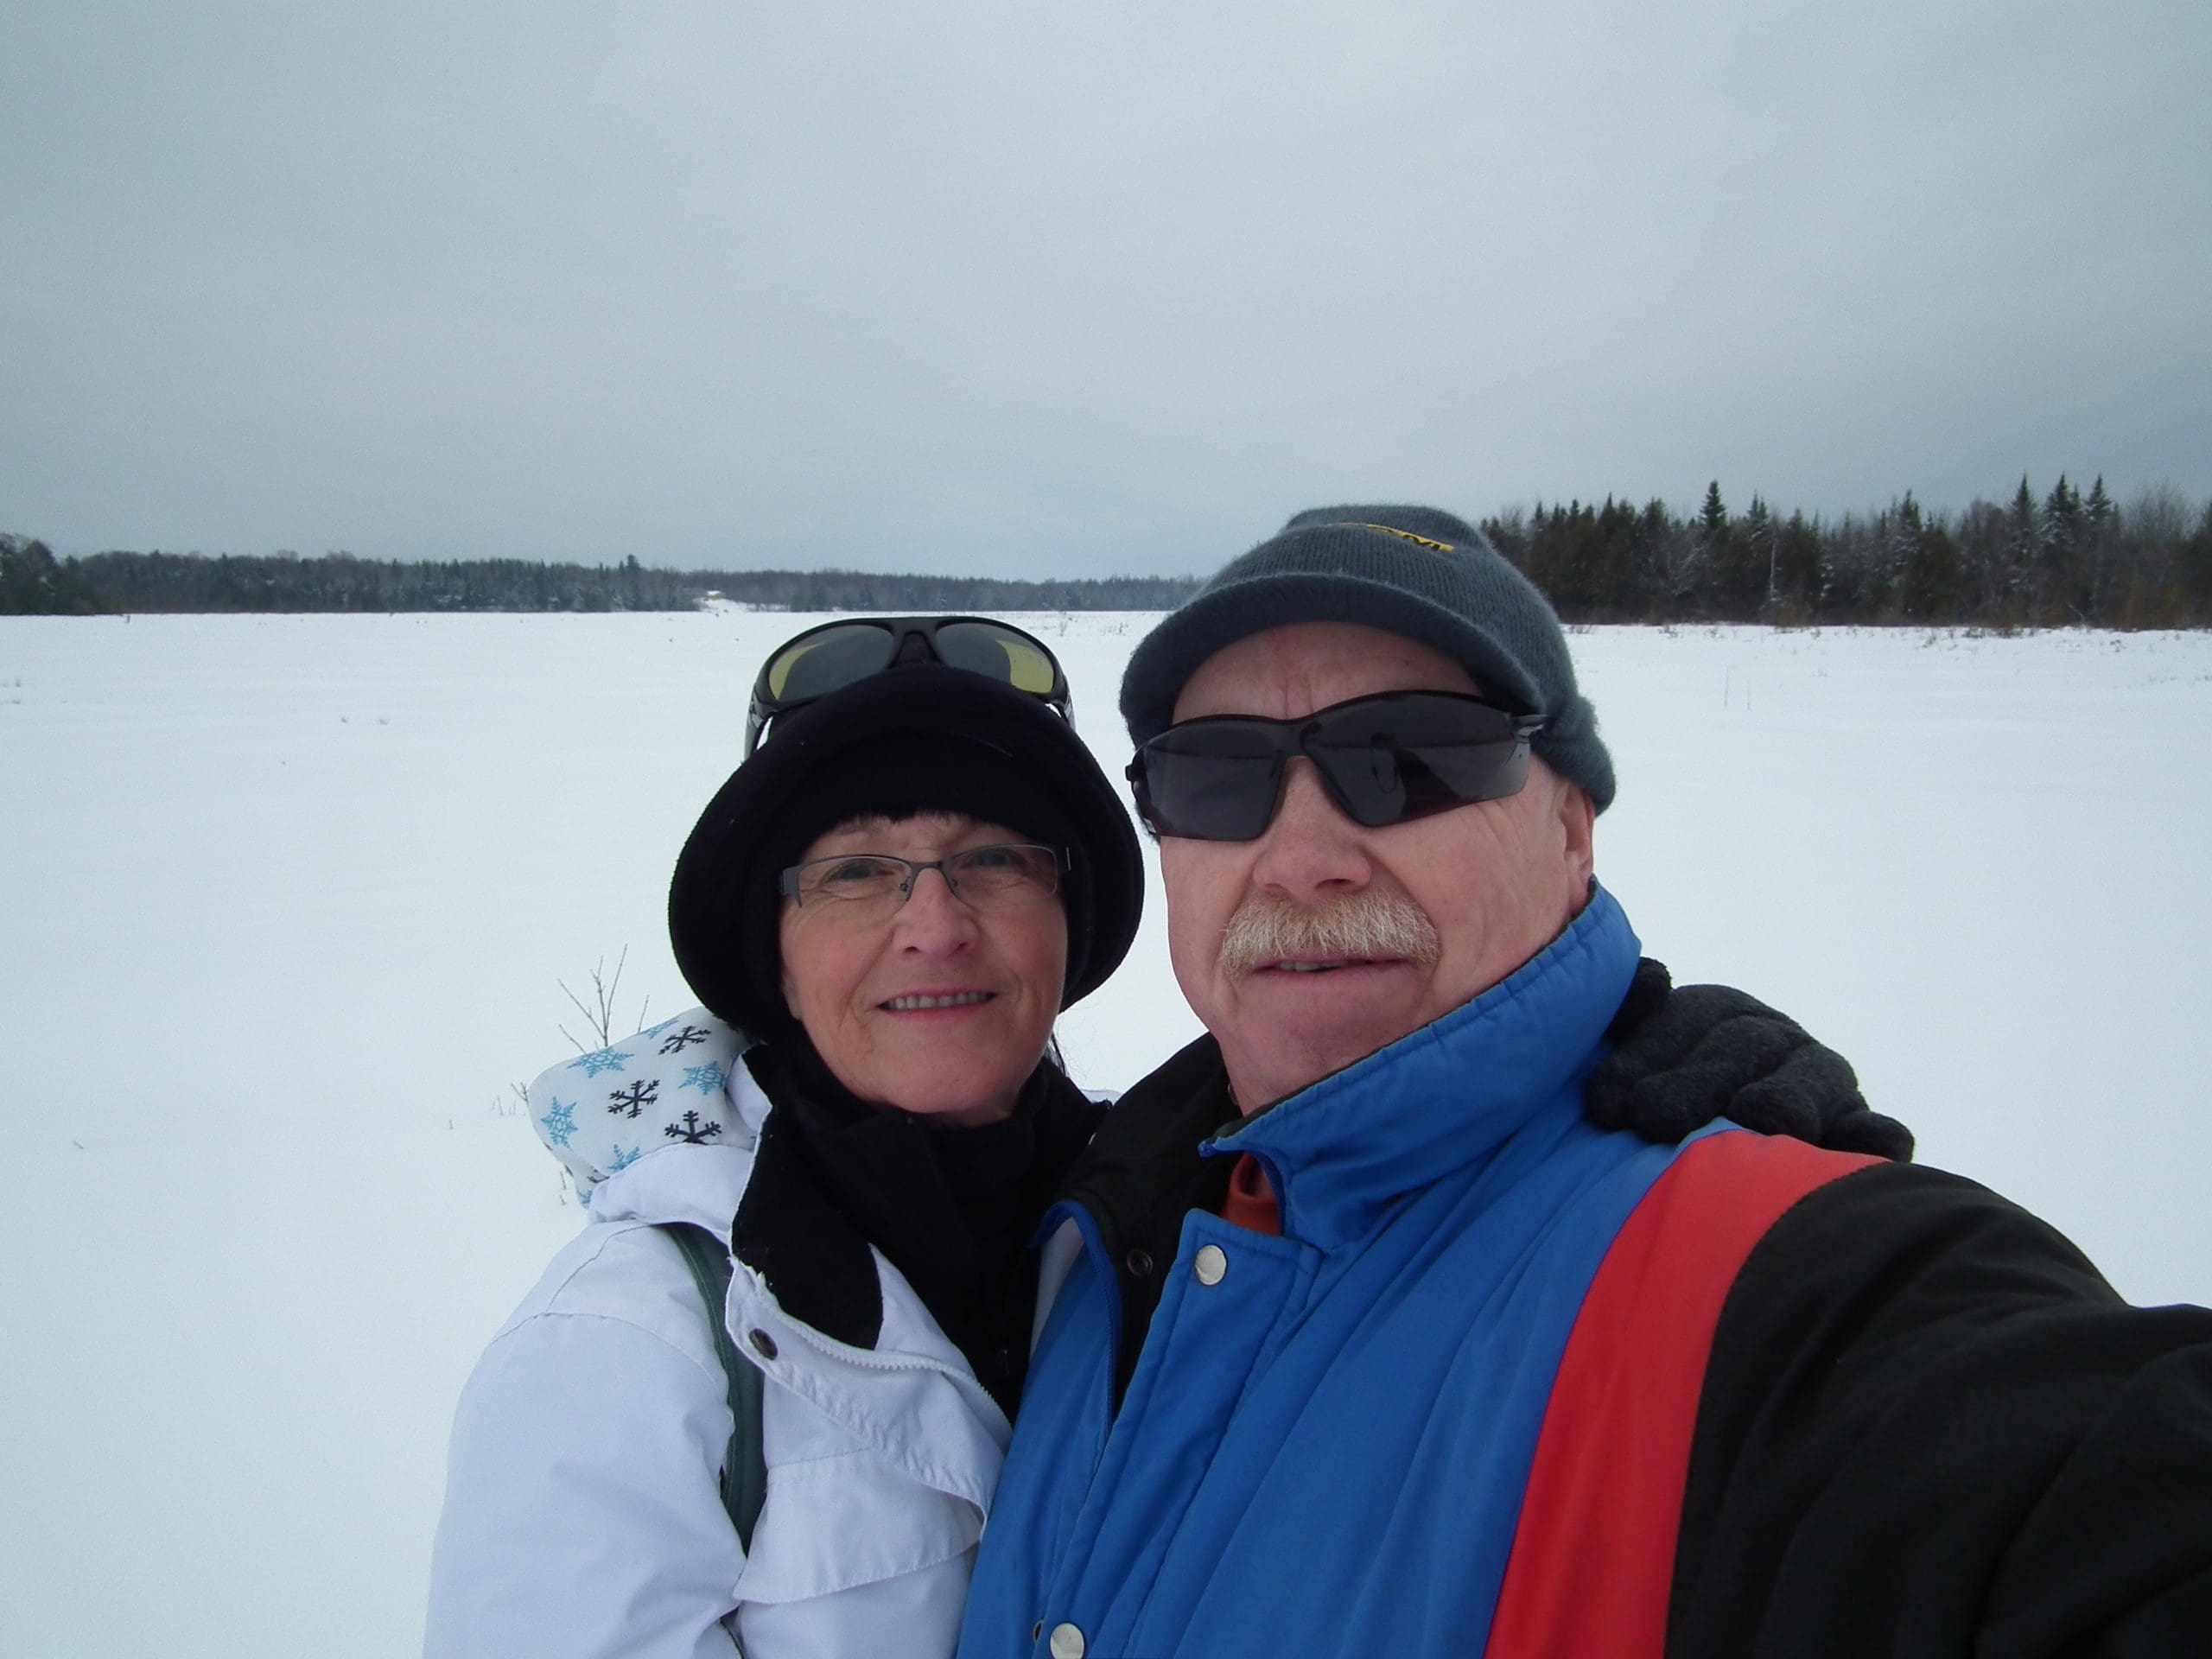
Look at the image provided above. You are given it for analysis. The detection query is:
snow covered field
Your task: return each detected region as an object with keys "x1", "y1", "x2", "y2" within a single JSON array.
[{"x1": 6, "y1": 611, "x2": 2210, "y2": 1656}]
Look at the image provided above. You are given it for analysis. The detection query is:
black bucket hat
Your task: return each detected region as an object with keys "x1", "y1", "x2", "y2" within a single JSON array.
[{"x1": 670, "y1": 662, "x2": 1144, "y2": 1037}]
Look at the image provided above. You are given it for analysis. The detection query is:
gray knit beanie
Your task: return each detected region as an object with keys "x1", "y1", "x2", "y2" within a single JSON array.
[{"x1": 1121, "y1": 505, "x2": 1614, "y2": 811}]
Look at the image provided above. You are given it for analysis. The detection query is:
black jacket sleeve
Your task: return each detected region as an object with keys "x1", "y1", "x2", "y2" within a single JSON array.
[{"x1": 1670, "y1": 1161, "x2": 2212, "y2": 1658}]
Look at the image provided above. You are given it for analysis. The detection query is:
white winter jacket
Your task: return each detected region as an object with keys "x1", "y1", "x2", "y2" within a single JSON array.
[{"x1": 425, "y1": 1012, "x2": 1011, "y2": 1659}]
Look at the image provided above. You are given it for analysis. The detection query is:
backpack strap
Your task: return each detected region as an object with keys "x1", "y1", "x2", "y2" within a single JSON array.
[{"x1": 658, "y1": 1221, "x2": 767, "y2": 1554}]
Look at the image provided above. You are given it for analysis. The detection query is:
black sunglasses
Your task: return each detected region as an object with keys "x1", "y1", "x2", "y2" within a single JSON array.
[
  {"x1": 1127, "y1": 690, "x2": 1543, "y2": 841},
  {"x1": 745, "y1": 615, "x2": 1073, "y2": 756}
]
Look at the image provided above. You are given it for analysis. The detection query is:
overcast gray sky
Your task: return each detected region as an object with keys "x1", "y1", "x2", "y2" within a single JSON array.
[{"x1": 5, "y1": 2, "x2": 2207, "y2": 579}]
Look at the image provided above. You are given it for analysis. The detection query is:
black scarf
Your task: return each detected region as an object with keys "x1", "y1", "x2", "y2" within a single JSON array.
[{"x1": 734, "y1": 1035, "x2": 1104, "y2": 1416}]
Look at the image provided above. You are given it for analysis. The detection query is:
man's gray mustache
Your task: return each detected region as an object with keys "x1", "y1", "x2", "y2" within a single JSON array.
[{"x1": 1218, "y1": 892, "x2": 1441, "y2": 978}]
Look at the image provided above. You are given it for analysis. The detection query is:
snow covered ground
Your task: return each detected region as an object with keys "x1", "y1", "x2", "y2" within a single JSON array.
[{"x1": 6, "y1": 611, "x2": 2209, "y2": 1656}]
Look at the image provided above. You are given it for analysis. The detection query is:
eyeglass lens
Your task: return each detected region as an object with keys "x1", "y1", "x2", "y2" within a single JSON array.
[{"x1": 785, "y1": 844, "x2": 1061, "y2": 909}]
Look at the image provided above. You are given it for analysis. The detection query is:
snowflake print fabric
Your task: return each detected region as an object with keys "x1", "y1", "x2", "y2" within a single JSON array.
[
  {"x1": 539, "y1": 1097, "x2": 579, "y2": 1148},
  {"x1": 525, "y1": 1007, "x2": 750, "y2": 1197},
  {"x1": 658, "y1": 1024, "x2": 712, "y2": 1054}
]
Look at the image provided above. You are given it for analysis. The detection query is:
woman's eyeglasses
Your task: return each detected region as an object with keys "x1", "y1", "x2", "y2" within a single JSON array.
[
  {"x1": 747, "y1": 616, "x2": 1072, "y2": 756},
  {"x1": 779, "y1": 843, "x2": 1065, "y2": 918},
  {"x1": 1127, "y1": 690, "x2": 1542, "y2": 842}
]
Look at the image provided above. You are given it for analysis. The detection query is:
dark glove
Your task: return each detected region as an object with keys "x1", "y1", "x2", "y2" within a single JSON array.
[{"x1": 1587, "y1": 957, "x2": 1913, "y2": 1160}]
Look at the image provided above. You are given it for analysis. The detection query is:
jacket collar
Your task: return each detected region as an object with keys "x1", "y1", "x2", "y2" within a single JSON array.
[
  {"x1": 1061, "y1": 887, "x2": 1639, "y2": 1268},
  {"x1": 1211, "y1": 885, "x2": 1641, "y2": 1248},
  {"x1": 582, "y1": 1142, "x2": 756, "y2": 1231}
]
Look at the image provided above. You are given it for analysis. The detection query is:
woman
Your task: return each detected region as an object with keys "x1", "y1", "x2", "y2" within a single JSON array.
[
  {"x1": 426, "y1": 616, "x2": 1138, "y2": 1658},
  {"x1": 425, "y1": 614, "x2": 1902, "y2": 1658}
]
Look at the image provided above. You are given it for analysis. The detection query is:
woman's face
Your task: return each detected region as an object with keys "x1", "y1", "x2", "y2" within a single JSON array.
[{"x1": 778, "y1": 811, "x2": 1068, "y2": 1127}]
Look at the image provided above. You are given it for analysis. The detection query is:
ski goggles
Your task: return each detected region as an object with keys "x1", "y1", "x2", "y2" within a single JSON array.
[
  {"x1": 1127, "y1": 690, "x2": 1543, "y2": 841},
  {"x1": 745, "y1": 615, "x2": 1073, "y2": 756}
]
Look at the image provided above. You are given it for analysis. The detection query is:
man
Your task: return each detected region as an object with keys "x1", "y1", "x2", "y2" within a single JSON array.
[{"x1": 958, "y1": 507, "x2": 2212, "y2": 1658}]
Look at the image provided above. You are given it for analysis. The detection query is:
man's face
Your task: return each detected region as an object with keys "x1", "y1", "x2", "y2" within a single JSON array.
[{"x1": 1160, "y1": 621, "x2": 1595, "y2": 1112}]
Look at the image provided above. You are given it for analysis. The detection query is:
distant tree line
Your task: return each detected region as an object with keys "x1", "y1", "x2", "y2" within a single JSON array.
[
  {"x1": 8, "y1": 476, "x2": 2210, "y2": 626},
  {"x1": 0, "y1": 545, "x2": 1202, "y2": 616},
  {"x1": 1483, "y1": 477, "x2": 2212, "y2": 629}
]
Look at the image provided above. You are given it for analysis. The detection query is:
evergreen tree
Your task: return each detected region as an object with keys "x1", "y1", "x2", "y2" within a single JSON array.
[
  {"x1": 1815, "y1": 513, "x2": 1875, "y2": 620},
  {"x1": 0, "y1": 536, "x2": 103, "y2": 613},
  {"x1": 1880, "y1": 493, "x2": 1926, "y2": 615},
  {"x1": 2004, "y1": 476, "x2": 2042, "y2": 622},
  {"x1": 1774, "y1": 511, "x2": 1822, "y2": 620},
  {"x1": 1955, "y1": 499, "x2": 2011, "y2": 618},
  {"x1": 1637, "y1": 500, "x2": 1704, "y2": 615},
  {"x1": 1698, "y1": 480, "x2": 1729, "y2": 549},
  {"x1": 1897, "y1": 501, "x2": 1962, "y2": 623},
  {"x1": 1586, "y1": 497, "x2": 1642, "y2": 619},
  {"x1": 2081, "y1": 476, "x2": 2118, "y2": 621},
  {"x1": 1481, "y1": 507, "x2": 1532, "y2": 574},
  {"x1": 1626, "y1": 499, "x2": 1677, "y2": 617},
  {"x1": 1698, "y1": 481, "x2": 1764, "y2": 617},
  {"x1": 2041, "y1": 474, "x2": 2084, "y2": 621},
  {"x1": 1743, "y1": 495, "x2": 1777, "y2": 615}
]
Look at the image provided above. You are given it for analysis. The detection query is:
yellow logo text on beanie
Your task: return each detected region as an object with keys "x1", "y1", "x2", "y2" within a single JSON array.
[{"x1": 1361, "y1": 523, "x2": 1455, "y2": 554}]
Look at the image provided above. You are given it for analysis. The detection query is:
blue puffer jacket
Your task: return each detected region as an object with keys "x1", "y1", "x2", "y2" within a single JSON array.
[{"x1": 959, "y1": 888, "x2": 1707, "y2": 1659}]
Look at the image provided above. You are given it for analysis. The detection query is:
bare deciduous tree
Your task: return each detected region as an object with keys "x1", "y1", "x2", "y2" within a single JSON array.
[{"x1": 560, "y1": 948, "x2": 652, "y2": 1052}]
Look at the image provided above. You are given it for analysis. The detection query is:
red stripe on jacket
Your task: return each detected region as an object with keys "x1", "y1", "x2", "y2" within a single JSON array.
[{"x1": 1484, "y1": 1132, "x2": 1880, "y2": 1659}]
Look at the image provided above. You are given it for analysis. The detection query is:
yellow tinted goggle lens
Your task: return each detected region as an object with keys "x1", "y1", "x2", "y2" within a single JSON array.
[
  {"x1": 999, "y1": 637, "x2": 1058, "y2": 694},
  {"x1": 765, "y1": 627, "x2": 895, "y2": 700},
  {"x1": 764, "y1": 644, "x2": 808, "y2": 698}
]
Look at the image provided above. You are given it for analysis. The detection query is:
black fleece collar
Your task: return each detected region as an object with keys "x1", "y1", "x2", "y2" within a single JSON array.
[{"x1": 1051, "y1": 1033, "x2": 1244, "y2": 1395}]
